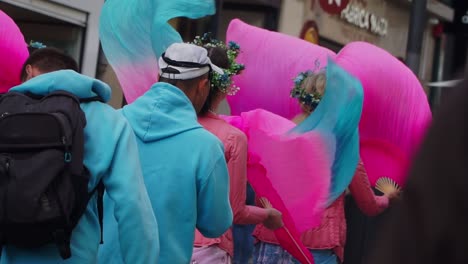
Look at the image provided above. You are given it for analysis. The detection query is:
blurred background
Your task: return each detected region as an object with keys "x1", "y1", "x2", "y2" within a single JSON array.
[
  {"x1": 1, "y1": 0, "x2": 466, "y2": 110},
  {"x1": 1, "y1": 1, "x2": 466, "y2": 263}
]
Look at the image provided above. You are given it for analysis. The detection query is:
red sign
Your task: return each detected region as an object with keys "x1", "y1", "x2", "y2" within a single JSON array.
[{"x1": 319, "y1": 0, "x2": 350, "y2": 14}]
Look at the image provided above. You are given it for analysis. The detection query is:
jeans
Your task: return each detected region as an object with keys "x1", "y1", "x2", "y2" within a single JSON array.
[
  {"x1": 232, "y1": 183, "x2": 256, "y2": 264},
  {"x1": 254, "y1": 242, "x2": 339, "y2": 264}
]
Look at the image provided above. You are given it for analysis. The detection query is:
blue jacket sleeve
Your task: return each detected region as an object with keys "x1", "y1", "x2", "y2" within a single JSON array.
[
  {"x1": 196, "y1": 155, "x2": 233, "y2": 238},
  {"x1": 101, "y1": 120, "x2": 159, "y2": 263}
]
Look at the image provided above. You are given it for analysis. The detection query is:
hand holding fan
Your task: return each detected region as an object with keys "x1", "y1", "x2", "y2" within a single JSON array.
[
  {"x1": 246, "y1": 153, "x2": 317, "y2": 264},
  {"x1": 375, "y1": 177, "x2": 401, "y2": 195},
  {"x1": 259, "y1": 197, "x2": 314, "y2": 264},
  {"x1": 222, "y1": 113, "x2": 330, "y2": 264}
]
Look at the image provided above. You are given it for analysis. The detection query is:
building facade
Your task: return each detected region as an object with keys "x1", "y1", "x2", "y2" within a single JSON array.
[
  {"x1": 278, "y1": 0, "x2": 454, "y2": 91},
  {"x1": 0, "y1": 0, "x2": 124, "y2": 108},
  {"x1": 2, "y1": 0, "x2": 459, "y2": 110}
]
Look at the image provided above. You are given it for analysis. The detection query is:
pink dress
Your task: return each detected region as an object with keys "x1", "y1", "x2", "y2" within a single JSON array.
[
  {"x1": 253, "y1": 160, "x2": 389, "y2": 262},
  {"x1": 194, "y1": 113, "x2": 269, "y2": 256}
]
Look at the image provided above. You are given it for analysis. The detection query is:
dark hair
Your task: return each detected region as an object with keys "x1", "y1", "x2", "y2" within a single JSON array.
[
  {"x1": 159, "y1": 73, "x2": 209, "y2": 91},
  {"x1": 366, "y1": 77, "x2": 468, "y2": 264},
  {"x1": 199, "y1": 46, "x2": 229, "y2": 115},
  {"x1": 20, "y1": 47, "x2": 78, "y2": 81}
]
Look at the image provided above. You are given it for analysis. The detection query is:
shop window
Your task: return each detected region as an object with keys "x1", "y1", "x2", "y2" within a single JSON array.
[
  {"x1": 170, "y1": 0, "x2": 280, "y2": 42},
  {"x1": 0, "y1": 2, "x2": 84, "y2": 70}
]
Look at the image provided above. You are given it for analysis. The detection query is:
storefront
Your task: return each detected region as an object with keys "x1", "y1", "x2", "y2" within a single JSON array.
[
  {"x1": 430, "y1": 0, "x2": 468, "y2": 109},
  {"x1": 1, "y1": 0, "x2": 103, "y2": 78},
  {"x1": 0, "y1": 0, "x2": 126, "y2": 108},
  {"x1": 279, "y1": 0, "x2": 454, "y2": 83},
  {"x1": 173, "y1": 0, "x2": 281, "y2": 42}
]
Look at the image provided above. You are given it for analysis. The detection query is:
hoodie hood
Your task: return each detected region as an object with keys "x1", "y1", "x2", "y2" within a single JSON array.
[
  {"x1": 122, "y1": 82, "x2": 202, "y2": 142},
  {"x1": 10, "y1": 70, "x2": 111, "y2": 102}
]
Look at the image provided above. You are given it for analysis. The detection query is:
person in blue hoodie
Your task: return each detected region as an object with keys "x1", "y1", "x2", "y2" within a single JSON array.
[
  {"x1": 0, "y1": 69, "x2": 159, "y2": 264},
  {"x1": 98, "y1": 42, "x2": 233, "y2": 264}
]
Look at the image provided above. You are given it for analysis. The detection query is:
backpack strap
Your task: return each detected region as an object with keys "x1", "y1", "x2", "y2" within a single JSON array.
[
  {"x1": 53, "y1": 182, "x2": 104, "y2": 259},
  {"x1": 96, "y1": 180, "x2": 105, "y2": 244},
  {"x1": 87, "y1": 180, "x2": 105, "y2": 244},
  {"x1": 23, "y1": 92, "x2": 45, "y2": 100},
  {"x1": 22, "y1": 91, "x2": 103, "y2": 103},
  {"x1": 53, "y1": 229, "x2": 72, "y2": 259},
  {"x1": 80, "y1": 96, "x2": 104, "y2": 103}
]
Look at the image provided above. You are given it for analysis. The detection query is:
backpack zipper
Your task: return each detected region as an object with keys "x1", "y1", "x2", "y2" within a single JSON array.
[{"x1": 62, "y1": 136, "x2": 71, "y2": 163}]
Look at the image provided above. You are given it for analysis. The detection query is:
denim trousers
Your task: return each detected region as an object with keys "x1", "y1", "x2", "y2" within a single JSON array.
[
  {"x1": 253, "y1": 242, "x2": 339, "y2": 264},
  {"x1": 232, "y1": 184, "x2": 256, "y2": 264}
]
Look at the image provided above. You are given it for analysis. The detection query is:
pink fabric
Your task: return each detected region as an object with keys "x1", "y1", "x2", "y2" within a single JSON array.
[
  {"x1": 99, "y1": 0, "x2": 216, "y2": 104},
  {"x1": 223, "y1": 109, "x2": 332, "y2": 264},
  {"x1": 225, "y1": 19, "x2": 335, "y2": 120},
  {"x1": 249, "y1": 154, "x2": 315, "y2": 264},
  {"x1": 116, "y1": 61, "x2": 159, "y2": 104},
  {"x1": 0, "y1": 10, "x2": 29, "y2": 92},
  {"x1": 194, "y1": 113, "x2": 269, "y2": 256},
  {"x1": 225, "y1": 20, "x2": 431, "y2": 188},
  {"x1": 359, "y1": 139, "x2": 409, "y2": 186},
  {"x1": 254, "y1": 161, "x2": 389, "y2": 262},
  {"x1": 335, "y1": 42, "x2": 432, "y2": 186},
  {"x1": 226, "y1": 109, "x2": 331, "y2": 232}
]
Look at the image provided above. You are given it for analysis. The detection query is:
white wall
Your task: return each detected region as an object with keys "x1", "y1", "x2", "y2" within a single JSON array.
[{"x1": 278, "y1": 0, "x2": 306, "y2": 37}]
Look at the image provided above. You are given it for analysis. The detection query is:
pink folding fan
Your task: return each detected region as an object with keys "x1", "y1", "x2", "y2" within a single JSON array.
[
  {"x1": 335, "y1": 42, "x2": 432, "y2": 187},
  {"x1": 0, "y1": 10, "x2": 29, "y2": 92}
]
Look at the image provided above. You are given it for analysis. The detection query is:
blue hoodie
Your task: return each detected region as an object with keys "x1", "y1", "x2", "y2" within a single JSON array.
[
  {"x1": 1, "y1": 70, "x2": 159, "y2": 264},
  {"x1": 99, "y1": 82, "x2": 233, "y2": 264}
]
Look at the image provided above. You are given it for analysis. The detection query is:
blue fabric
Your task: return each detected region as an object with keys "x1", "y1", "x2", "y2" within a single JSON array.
[
  {"x1": 99, "y1": 0, "x2": 216, "y2": 102},
  {"x1": 100, "y1": 0, "x2": 215, "y2": 58},
  {"x1": 98, "y1": 82, "x2": 233, "y2": 264},
  {"x1": 254, "y1": 242, "x2": 339, "y2": 264},
  {"x1": 2, "y1": 70, "x2": 159, "y2": 264},
  {"x1": 290, "y1": 59, "x2": 363, "y2": 204}
]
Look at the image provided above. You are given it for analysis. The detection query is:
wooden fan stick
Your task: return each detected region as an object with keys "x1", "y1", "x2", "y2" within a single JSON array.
[{"x1": 259, "y1": 197, "x2": 313, "y2": 264}]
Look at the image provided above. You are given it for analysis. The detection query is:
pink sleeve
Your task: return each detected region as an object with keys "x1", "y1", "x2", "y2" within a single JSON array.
[
  {"x1": 228, "y1": 133, "x2": 269, "y2": 225},
  {"x1": 349, "y1": 160, "x2": 389, "y2": 216}
]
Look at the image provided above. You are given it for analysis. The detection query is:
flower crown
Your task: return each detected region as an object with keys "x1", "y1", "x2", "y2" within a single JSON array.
[
  {"x1": 192, "y1": 33, "x2": 245, "y2": 96},
  {"x1": 28, "y1": 40, "x2": 46, "y2": 49},
  {"x1": 290, "y1": 71, "x2": 322, "y2": 111},
  {"x1": 290, "y1": 59, "x2": 325, "y2": 111}
]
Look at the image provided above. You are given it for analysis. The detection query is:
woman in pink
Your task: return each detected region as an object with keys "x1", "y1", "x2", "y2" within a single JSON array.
[
  {"x1": 253, "y1": 71, "x2": 399, "y2": 264},
  {"x1": 191, "y1": 36, "x2": 283, "y2": 264}
]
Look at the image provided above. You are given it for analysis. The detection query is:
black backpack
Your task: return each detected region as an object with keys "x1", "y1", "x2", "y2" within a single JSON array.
[{"x1": 0, "y1": 90, "x2": 104, "y2": 259}]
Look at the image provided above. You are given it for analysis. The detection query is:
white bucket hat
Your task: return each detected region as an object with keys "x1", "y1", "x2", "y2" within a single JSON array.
[{"x1": 158, "y1": 43, "x2": 224, "y2": 80}]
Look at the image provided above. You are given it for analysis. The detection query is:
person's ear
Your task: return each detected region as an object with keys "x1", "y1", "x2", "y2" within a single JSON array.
[
  {"x1": 197, "y1": 77, "x2": 210, "y2": 93},
  {"x1": 25, "y1": 64, "x2": 33, "y2": 80}
]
